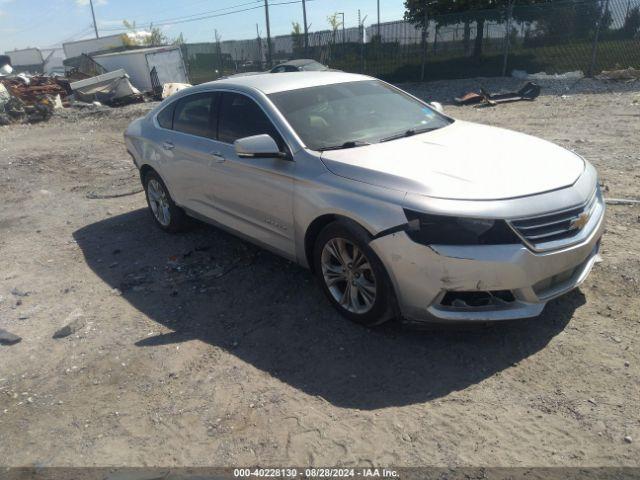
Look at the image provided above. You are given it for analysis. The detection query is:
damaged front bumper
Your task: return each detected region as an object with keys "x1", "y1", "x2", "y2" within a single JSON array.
[{"x1": 369, "y1": 204, "x2": 605, "y2": 323}]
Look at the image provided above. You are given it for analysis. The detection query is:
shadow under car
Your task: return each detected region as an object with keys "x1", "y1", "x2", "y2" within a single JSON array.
[{"x1": 73, "y1": 208, "x2": 583, "y2": 410}]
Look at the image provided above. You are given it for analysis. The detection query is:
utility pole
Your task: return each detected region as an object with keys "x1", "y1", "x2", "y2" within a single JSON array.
[
  {"x1": 215, "y1": 29, "x2": 223, "y2": 76},
  {"x1": 358, "y1": 10, "x2": 367, "y2": 73},
  {"x1": 358, "y1": 9, "x2": 362, "y2": 50},
  {"x1": 89, "y1": 0, "x2": 99, "y2": 39},
  {"x1": 377, "y1": 0, "x2": 381, "y2": 37},
  {"x1": 501, "y1": 0, "x2": 514, "y2": 76},
  {"x1": 256, "y1": 24, "x2": 263, "y2": 68},
  {"x1": 588, "y1": 0, "x2": 610, "y2": 76},
  {"x1": 264, "y1": 0, "x2": 273, "y2": 67},
  {"x1": 302, "y1": 0, "x2": 309, "y2": 56},
  {"x1": 338, "y1": 12, "x2": 345, "y2": 47},
  {"x1": 420, "y1": 3, "x2": 428, "y2": 81}
]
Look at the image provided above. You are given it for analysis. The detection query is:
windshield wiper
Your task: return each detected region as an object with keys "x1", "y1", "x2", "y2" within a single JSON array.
[
  {"x1": 379, "y1": 126, "x2": 440, "y2": 143},
  {"x1": 318, "y1": 140, "x2": 371, "y2": 151}
]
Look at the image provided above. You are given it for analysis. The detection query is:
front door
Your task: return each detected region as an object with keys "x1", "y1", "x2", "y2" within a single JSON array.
[{"x1": 205, "y1": 92, "x2": 295, "y2": 259}]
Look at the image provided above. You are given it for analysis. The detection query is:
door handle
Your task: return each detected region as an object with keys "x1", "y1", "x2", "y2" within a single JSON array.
[
  {"x1": 211, "y1": 151, "x2": 226, "y2": 163},
  {"x1": 162, "y1": 141, "x2": 175, "y2": 151}
]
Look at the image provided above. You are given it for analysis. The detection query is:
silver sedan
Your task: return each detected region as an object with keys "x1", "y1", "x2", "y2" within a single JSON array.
[{"x1": 125, "y1": 72, "x2": 604, "y2": 326}]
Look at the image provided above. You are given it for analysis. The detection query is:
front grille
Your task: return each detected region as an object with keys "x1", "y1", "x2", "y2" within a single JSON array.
[{"x1": 509, "y1": 192, "x2": 598, "y2": 250}]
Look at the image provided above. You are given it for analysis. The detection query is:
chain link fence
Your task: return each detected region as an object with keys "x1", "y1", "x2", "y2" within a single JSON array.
[{"x1": 182, "y1": 0, "x2": 640, "y2": 84}]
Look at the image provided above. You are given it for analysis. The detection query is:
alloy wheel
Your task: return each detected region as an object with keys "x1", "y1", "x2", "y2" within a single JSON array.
[
  {"x1": 147, "y1": 178, "x2": 171, "y2": 227},
  {"x1": 321, "y1": 237, "x2": 377, "y2": 314}
]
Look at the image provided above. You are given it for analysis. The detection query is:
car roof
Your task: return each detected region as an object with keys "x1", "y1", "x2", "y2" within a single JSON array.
[
  {"x1": 196, "y1": 71, "x2": 371, "y2": 95},
  {"x1": 278, "y1": 59, "x2": 319, "y2": 66}
]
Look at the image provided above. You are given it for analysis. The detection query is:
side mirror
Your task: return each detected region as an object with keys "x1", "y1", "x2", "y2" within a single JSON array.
[
  {"x1": 234, "y1": 134, "x2": 287, "y2": 159},
  {"x1": 430, "y1": 101, "x2": 444, "y2": 113}
]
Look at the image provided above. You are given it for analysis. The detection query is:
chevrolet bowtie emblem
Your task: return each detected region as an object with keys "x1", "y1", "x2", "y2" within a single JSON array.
[{"x1": 570, "y1": 212, "x2": 590, "y2": 230}]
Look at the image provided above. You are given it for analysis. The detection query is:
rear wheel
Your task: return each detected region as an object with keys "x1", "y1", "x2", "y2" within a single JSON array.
[
  {"x1": 314, "y1": 221, "x2": 396, "y2": 326},
  {"x1": 143, "y1": 170, "x2": 188, "y2": 232}
]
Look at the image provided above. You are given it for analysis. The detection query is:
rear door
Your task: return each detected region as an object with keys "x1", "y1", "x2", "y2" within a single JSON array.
[{"x1": 157, "y1": 91, "x2": 220, "y2": 213}]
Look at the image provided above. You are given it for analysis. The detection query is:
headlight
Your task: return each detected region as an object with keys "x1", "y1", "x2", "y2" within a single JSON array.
[{"x1": 403, "y1": 209, "x2": 522, "y2": 246}]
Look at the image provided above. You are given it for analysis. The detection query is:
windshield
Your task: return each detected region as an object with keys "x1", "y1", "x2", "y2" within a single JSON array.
[{"x1": 268, "y1": 80, "x2": 452, "y2": 151}]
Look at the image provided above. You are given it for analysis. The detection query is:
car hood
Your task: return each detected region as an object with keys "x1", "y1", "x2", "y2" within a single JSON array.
[{"x1": 319, "y1": 121, "x2": 585, "y2": 200}]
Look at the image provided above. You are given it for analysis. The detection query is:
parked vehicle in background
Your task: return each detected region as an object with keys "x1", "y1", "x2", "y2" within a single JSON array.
[
  {"x1": 270, "y1": 59, "x2": 330, "y2": 73},
  {"x1": 125, "y1": 72, "x2": 604, "y2": 326},
  {"x1": 227, "y1": 59, "x2": 333, "y2": 79},
  {"x1": 240, "y1": 60, "x2": 261, "y2": 70}
]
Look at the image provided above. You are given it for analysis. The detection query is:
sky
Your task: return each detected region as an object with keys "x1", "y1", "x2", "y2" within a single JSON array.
[{"x1": 0, "y1": 0, "x2": 408, "y2": 54}]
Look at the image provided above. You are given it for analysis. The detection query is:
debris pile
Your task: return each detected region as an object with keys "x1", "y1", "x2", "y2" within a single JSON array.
[
  {"x1": 512, "y1": 70, "x2": 584, "y2": 81},
  {"x1": 1, "y1": 44, "x2": 193, "y2": 125},
  {"x1": 0, "y1": 75, "x2": 68, "y2": 125},
  {"x1": 70, "y1": 69, "x2": 144, "y2": 107},
  {"x1": 596, "y1": 67, "x2": 640, "y2": 82},
  {"x1": 455, "y1": 82, "x2": 541, "y2": 107},
  {"x1": 4, "y1": 75, "x2": 69, "y2": 101},
  {"x1": 0, "y1": 69, "x2": 149, "y2": 125}
]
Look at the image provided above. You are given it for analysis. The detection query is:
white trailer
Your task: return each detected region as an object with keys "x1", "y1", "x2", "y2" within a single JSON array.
[
  {"x1": 4, "y1": 48, "x2": 44, "y2": 70},
  {"x1": 63, "y1": 34, "x2": 125, "y2": 58},
  {"x1": 92, "y1": 46, "x2": 189, "y2": 92}
]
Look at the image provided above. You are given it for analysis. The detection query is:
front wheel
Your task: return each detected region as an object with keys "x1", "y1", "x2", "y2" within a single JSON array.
[{"x1": 314, "y1": 221, "x2": 396, "y2": 326}]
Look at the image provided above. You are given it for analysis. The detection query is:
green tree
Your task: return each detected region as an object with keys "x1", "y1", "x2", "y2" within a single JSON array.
[
  {"x1": 622, "y1": 6, "x2": 640, "y2": 38},
  {"x1": 147, "y1": 24, "x2": 169, "y2": 47},
  {"x1": 327, "y1": 12, "x2": 342, "y2": 46},
  {"x1": 122, "y1": 20, "x2": 168, "y2": 47},
  {"x1": 291, "y1": 21, "x2": 304, "y2": 55},
  {"x1": 172, "y1": 33, "x2": 185, "y2": 46},
  {"x1": 404, "y1": 0, "x2": 552, "y2": 60},
  {"x1": 534, "y1": 1, "x2": 612, "y2": 42},
  {"x1": 121, "y1": 19, "x2": 139, "y2": 46}
]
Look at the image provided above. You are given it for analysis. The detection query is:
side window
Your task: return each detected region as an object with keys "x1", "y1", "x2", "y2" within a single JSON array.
[
  {"x1": 156, "y1": 102, "x2": 175, "y2": 129},
  {"x1": 218, "y1": 93, "x2": 284, "y2": 149},
  {"x1": 173, "y1": 93, "x2": 217, "y2": 138}
]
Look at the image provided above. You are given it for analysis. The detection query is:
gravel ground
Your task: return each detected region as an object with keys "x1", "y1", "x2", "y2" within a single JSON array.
[{"x1": 0, "y1": 77, "x2": 639, "y2": 467}]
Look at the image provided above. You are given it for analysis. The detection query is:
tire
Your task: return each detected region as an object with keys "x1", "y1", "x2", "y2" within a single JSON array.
[
  {"x1": 313, "y1": 220, "x2": 397, "y2": 326},
  {"x1": 142, "y1": 170, "x2": 188, "y2": 233}
]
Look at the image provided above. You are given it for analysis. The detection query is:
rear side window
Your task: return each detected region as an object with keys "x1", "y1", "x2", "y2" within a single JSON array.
[
  {"x1": 173, "y1": 93, "x2": 218, "y2": 138},
  {"x1": 156, "y1": 102, "x2": 175, "y2": 129},
  {"x1": 218, "y1": 93, "x2": 283, "y2": 148}
]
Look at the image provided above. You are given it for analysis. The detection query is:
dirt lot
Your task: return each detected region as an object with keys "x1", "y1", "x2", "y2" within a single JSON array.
[{"x1": 0, "y1": 77, "x2": 639, "y2": 467}]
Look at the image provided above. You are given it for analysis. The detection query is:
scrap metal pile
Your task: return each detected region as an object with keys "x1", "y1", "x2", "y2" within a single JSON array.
[
  {"x1": 1, "y1": 44, "x2": 195, "y2": 125},
  {"x1": 0, "y1": 70, "x2": 187, "y2": 127},
  {"x1": 0, "y1": 75, "x2": 69, "y2": 125},
  {"x1": 454, "y1": 82, "x2": 541, "y2": 107},
  {"x1": 0, "y1": 69, "x2": 149, "y2": 125}
]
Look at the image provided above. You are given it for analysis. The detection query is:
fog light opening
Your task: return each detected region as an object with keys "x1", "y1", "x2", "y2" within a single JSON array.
[{"x1": 441, "y1": 290, "x2": 515, "y2": 308}]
